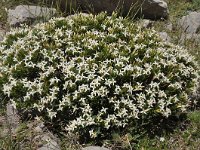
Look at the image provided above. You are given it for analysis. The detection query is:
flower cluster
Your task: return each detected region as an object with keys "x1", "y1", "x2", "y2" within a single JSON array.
[{"x1": 0, "y1": 13, "x2": 199, "y2": 140}]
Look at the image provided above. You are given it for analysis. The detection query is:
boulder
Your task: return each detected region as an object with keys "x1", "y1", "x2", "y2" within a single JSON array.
[
  {"x1": 7, "y1": 5, "x2": 57, "y2": 26},
  {"x1": 179, "y1": 12, "x2": 200, "y2": 44},
  {"x1": 179, "y1": 12, "x2": 200, "y2": 34},
  {"x1": 82, "y1": 146, "x2": 110, "y2": 150},
  {"x1": 57, "y1": 0, "x2": 168, "y2": 19},
  {"x1": 141, "y1": 0, "x2": 169, "y2": 19}
]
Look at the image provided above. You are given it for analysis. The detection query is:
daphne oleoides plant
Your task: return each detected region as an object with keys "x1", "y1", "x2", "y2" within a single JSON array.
[{"x1": 0, "y1": 12, "x2": 199, "y2": 143}]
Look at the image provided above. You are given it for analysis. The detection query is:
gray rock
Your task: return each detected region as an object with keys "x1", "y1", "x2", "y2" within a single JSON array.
[
  {"x1": 159, "y1": 32, "x2": 171, "y2": 42},
  {"x1": 82, "y1": 146, "x2": 110, "y2": 150},
  {"x1": 6, "y1": 102, "x2": 20, "y2": 133},
  {"x1": 34, "y1": 122, "x2": 45, "y2": 133},
  {"x1": 138, "y1": 19, "x2": 153, "y2": 28},
  {"x1": 165, "y1": 22, "x2": 173, "y2": 31},
  {"x1": 179, "y1": 12, "x2": 200, "y2": 34},
  {"x1": 60, "y1": 0, "x2": 168, "y2": 19},
  {"x1": 7, "y1": 5, "x2": 57, "y2": 26}
]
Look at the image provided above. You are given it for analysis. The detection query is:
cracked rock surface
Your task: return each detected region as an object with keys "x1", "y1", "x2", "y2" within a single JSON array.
[{"x1": 7, "y1": 5, "x2": 57, "y2": 26}]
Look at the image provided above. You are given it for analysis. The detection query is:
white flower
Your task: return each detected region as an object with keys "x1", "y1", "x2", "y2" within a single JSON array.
[
  {"x1": 97, "y1": 86, "x2": 109, "y2": 97},
  {"x1": 3, "y1": 84, "x2": 12, "y2": 97},
  {"x1": 50, "y1": 77, "x2": 60, "y2": 85},
  {"x1": 89, "y1": 129, "x2": 97, "y2": 138},
  {"x1": 78, "y1": 84, "x2": 89, "y2": 93},
  {"x1": 160, "y1": 137, "x2": 165, "y2": 142},
  {"x1": 47, "y1": 108, "x2": 57, "y2": 120},
  {"x1": 163, "y1": 108, "x2": 171, "y2": 117}
]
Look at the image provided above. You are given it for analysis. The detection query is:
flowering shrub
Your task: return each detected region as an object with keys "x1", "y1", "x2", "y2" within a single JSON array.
[{"x1": 0, "y1": 13, "x2": 199, "y2": 141}]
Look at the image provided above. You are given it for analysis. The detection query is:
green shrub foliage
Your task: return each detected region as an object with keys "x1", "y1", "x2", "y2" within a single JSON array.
[{"x1": 0, "y1": 13, "x2": 199, "y2": 141}]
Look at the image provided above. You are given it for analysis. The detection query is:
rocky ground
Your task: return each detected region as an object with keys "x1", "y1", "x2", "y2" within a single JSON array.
[{"x1": 0, "y1": 0, "x2": 200, "y2": 150}]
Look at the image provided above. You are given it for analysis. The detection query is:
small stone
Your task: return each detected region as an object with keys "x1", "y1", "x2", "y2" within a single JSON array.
[
  {"x1": 159, "y1": 32, "x2": 171, "y2": 42},
  {"x1": 165, "y1": 22, "x2": 173, "y2": 31},
  {"x1": 139, "y1": 19, "x2": 153, "y2": 28}
]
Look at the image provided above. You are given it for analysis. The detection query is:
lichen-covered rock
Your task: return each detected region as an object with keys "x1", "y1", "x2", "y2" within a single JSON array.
[{"x1": 179, "y1": 11, "x2": 200, "y2": 34}]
